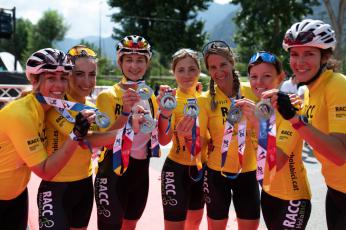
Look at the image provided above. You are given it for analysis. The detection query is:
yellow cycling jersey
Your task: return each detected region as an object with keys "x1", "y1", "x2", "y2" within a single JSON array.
[
  {"x1": 167, "y1": 89, "x2": 208, "y2": 165},
  {"x1": 302, "y1": 70, "x2": 346, "y2": 193},
  {"x1": 96, "y1": 81, "x2": 159, "y2": 160},
  {"x1": 45, "y1": 94, "x2": 98, "y2": 182},
  {"x1": 0, "y1": 93, "x2": 47, "y2": 200},
  {"x1": 199, "y1": 83, "x2": 257, "y2": 173},
  {"x1": 263, "y1": 112, "x2": 311, "y2": 200}
]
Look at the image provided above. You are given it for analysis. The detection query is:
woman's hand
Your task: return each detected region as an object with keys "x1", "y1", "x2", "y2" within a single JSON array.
[
  {"x1": 235, "y1": 98, "x2": 258, "y2": 127},
  {"x1": 156, "y1": 85, "x2": 176, "y2": 117},
  {"x1": 122, "y1": 88, "x2": 141, "y2": 113},
  {"x1": 175, "y1": 116, "x2": 195, "y2": 138}
]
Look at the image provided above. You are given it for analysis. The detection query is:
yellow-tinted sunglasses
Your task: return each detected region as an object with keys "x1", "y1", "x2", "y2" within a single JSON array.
[{"x1": 67, "y1": 45, "x2": 97, "y2": 58}]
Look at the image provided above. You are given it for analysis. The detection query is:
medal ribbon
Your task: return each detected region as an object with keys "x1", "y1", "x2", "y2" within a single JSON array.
[
  {"x1": 184, "y1": 98, "x2": 203, "y2": 181},
  {"x1": 256, "y1": 112, "x2": 276, "y2": 188},
  {"x1": 148, "y1": 118, "x2": 160, "y2": 158},
  {"x1": 220, "y1": 97, "x2": 247, "y2": 179},
  {"x1": 112, "y1": 121, "x2": 134, "y2": 176},
  {"x1": 35, "y1": 93, "x2": 109, "y2": 128}
]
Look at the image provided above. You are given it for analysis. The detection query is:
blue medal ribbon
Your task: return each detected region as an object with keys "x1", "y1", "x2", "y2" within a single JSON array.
[{"x1": 35, "y1": 93, "x2": 110, "y2": 128}]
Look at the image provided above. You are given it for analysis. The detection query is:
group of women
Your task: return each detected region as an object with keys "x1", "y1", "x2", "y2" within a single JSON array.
[{"x1": 0, "y1": 18, "x2": 345, "y2": 230}]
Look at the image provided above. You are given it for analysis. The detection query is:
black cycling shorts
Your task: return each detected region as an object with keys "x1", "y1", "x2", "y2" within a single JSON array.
[
  {"x1": 203, "y1": 167, "x2": 260, "y2": 220},
  {"x1": 37, "y1": 176, "x2": 94, "y2": 230},
  {"x1": 261, "y1": 190, "x2": 311, "y2": 230},
  {"x1": 0, "y1": 188, "x2": 28, "y2": 230},
  {"x1": 326, "y1": 186, "x2": 346, "y2": 230},
  {"x1": 161, "y1": 157, "x2": 205, "y2": 221},
  {"x1": 95, "y1": 151, "x2": 150, "y2": 230}
]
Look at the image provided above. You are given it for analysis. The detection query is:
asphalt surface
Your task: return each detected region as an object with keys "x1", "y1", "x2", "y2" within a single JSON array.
[{"x1": 152, "y1": 143, "x2": 328, "y2": 230}]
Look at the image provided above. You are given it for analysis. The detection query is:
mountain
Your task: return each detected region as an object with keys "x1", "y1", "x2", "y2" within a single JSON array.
[{"x1": 197, "y1": 2, "x2": 238, "y2": 32}]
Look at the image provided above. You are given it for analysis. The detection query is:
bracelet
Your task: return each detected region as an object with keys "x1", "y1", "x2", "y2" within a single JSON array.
[
  {"x1": 121, "y1": 111, "x2": 131, "y2": 116},
  {"x1": 160, "y1": 113, "x2": 172, "y2": 120}
]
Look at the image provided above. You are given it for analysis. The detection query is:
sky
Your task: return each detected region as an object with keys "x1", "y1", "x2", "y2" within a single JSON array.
[{"x1": 0, "y1": 0, "x2": 230, "y2": 39}]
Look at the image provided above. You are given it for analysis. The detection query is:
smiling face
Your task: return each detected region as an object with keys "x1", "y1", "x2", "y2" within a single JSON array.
[
  {"x1": 206, "y1": 54, "x2": 234, "y2": 86},
  {"x1": 248, "y1": 62, "x2": 284, "y2": 98},
  {"x1": 69, "y1": 57, "x2": 97, "y2": 102},
  {"x1": 289, "y1": 46, "x2": 323, "y2": 83},
  {"x1": 173, "y1": 56, "x2": 200, "y2": 92},
  {"x1": 118, "y1": 53, "x2": 149, "y2": 81},
  {"x1": 38, "y1": 71, "x2": 69, "y2": 99}
]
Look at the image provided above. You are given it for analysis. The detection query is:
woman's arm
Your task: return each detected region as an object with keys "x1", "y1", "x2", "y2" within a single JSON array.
[{"x1": 31, "y1": 110, "x2": 93, "y2": 180}]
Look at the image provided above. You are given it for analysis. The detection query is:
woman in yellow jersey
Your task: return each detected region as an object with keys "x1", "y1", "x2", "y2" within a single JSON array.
[
  {"x1": 263, "y1": 19, "x2": 346, "y2": 229},
  {"x1": 0, "y1": 48, "x2": 94, "y2": 229},
  {"x1": 160, "y1": 48, "x2": 207, "y2": 230},
  {"x1": 94, "y1": 35, "x2": 172, "y2": 230},
  {"x1": 242, "y1": 51, "x2": 312, "y2": 229},
  {"x1": 38, "y1": 45, "x2": 99, "y2": 230},
  {"x1": 199, "y1": 41, "x2": 260, "y2": 230}
]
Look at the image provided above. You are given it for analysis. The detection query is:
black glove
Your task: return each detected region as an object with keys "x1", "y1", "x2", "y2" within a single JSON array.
[
  {"x1": 73, "y1": 112, "x2": 90, "y2": 138},
  {"x1": 277, "y1": 91, "x2": 298, "y2": 120}
]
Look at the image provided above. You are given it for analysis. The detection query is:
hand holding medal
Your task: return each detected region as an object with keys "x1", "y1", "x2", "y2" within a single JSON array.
[
  {"x1": 136, "y1": 82, "x2": 154, "y2": 100},
  {"x1": 255, "y1": 99, "x2": 274, "y2": 120},
  {"x1": 159, "y1": 88, "x2": 177, "y2": 111}
]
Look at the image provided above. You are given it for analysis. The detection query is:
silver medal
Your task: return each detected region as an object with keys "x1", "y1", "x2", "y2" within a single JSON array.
[
  {"x1": 183, "y1": 103, "x2": 199, "y2": 117},
  {"x1": 95, "y1": 111, "x2": 111, "y2": 128},
  {"x1": 255, "y1": 100, "x2": 274, "y2": 120},
  {"x1": 140, "y1": 114, "x2": 156, "y2": 134},
  {"x1": 137, "y1": 84, "x2": 153, "y2": 100},
  {"x1": 160, "y1": 92, "x2": 177, "y2": 111},
  {"x1": 227, "y1": 107, "x2": 242, "y2": 124}
]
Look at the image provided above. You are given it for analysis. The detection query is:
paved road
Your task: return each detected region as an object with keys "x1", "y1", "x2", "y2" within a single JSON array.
[{"x1": 151, "y1": 143, "x2": 328, "y2": 230}]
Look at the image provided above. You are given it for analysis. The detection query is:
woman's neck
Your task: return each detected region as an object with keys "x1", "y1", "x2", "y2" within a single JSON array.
[{"x1": 218, "y1": 83, "x2": 235, "y2": 97}]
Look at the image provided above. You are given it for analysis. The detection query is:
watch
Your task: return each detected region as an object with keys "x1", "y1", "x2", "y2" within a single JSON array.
[{"x1": 292, "y1": 115, "x2": 309, "y2": 130}]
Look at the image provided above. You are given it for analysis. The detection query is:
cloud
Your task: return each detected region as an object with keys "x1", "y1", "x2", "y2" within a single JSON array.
[{"x1": 1, "y1": 0, "x2": 118, "y2": 38}]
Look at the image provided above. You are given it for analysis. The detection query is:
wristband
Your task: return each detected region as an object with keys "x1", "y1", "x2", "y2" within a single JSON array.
[
  {"x1": 121, "y1": 111, "x2": 131, "y2": 117},
  {"x1": 160, "y1": 113, "x2": 172, "y2": 120}
]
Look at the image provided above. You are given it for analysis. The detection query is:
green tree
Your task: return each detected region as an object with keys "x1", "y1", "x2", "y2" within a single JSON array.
[
  {"x1": 108, "y1": 0, "x2": 211, "y2": 67},
  {"x1": 231, "y1": 0, "x2": 320, "y2": 71},
  {"x1": 28, "y1": 10, "x2": 68, "y2": 54}
]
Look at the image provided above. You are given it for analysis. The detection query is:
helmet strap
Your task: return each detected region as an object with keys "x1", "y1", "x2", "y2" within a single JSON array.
[{"x1": 299, "y1": 63, "x2": 326, "y2": 86}]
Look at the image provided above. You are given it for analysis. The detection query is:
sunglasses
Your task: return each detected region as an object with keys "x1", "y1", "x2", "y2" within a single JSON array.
[
  {"x1": 67, "y1": 46, "x2": 97, "y2": 58},
  {"x1": 284, "y1": 31, "x2": 315, "y2": 46},
  {"x1": 172, "y1": 48, "x2": 198, "y2": 59},
  {"x1": 249, "y1": 51, "x2": 277, "y2": 65},
  {"x1": 202, "y1": 40, "x2": 231, "y2": 56},
  {"x1": 122, "y1": 39, "x2": 149, "y2": 49}
]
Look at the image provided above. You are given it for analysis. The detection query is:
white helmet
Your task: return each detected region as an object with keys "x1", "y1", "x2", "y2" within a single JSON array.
[
  {"x1": 116, "y1": 35, "x2": 152, "y2": 62},
  {"x1": 26, "y1": 48, "x2": 73, "y2": 81},
  {"x1": 282, "y1": 19, "x2": 336, "y2": 51}
]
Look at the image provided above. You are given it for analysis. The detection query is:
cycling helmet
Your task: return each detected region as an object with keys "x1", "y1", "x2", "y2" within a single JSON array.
[
  {"x1": 116, "y1": 35, "x2": 152, "y2": 61},
  {"x1": 283, "y1": 19, "x2": 336, "y2": 51},
  {"x1": 26, "y1": 48, "x2": 73, "y2": 81}
]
